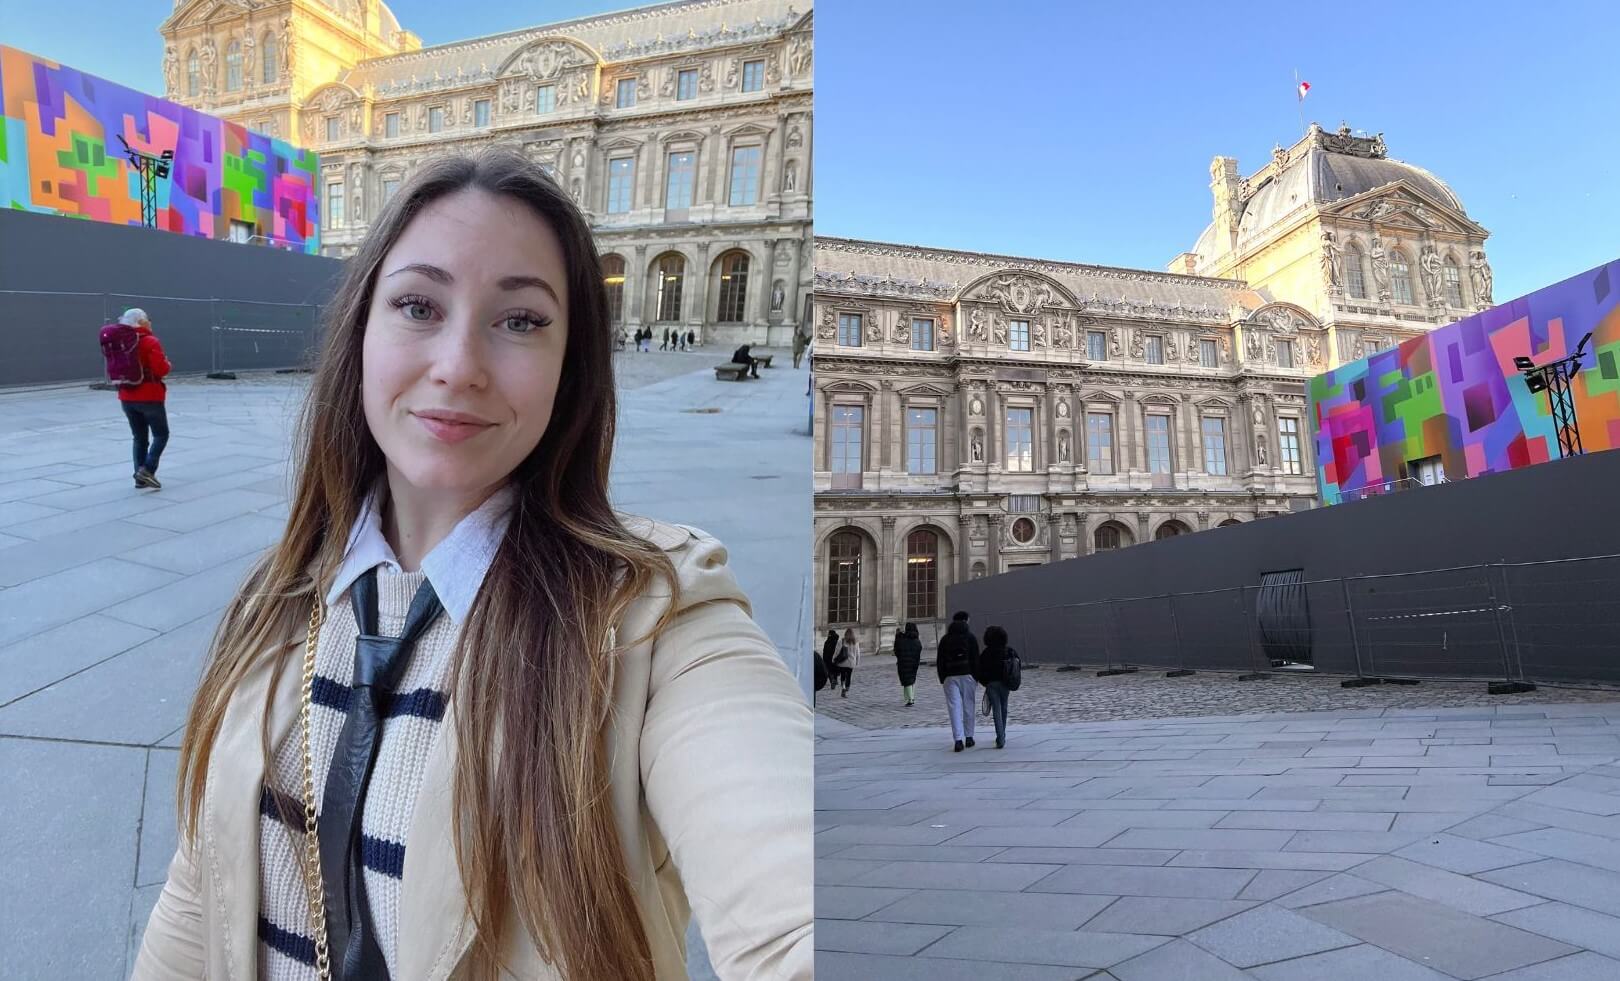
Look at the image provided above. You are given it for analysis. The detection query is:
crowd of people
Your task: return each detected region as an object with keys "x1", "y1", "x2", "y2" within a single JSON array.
[{"x1": 818, "y1": 611, "x2": 1021, "y2": 750}]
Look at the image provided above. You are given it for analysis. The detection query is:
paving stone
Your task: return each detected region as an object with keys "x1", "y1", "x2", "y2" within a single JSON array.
[
  {"x1": 1299, "y1": 891, "x2": 1575, "y2": 980},
  {"x1": 814, "y1": 886, "x2": 916, "y2": 920},
  {"x1": 813, "y1": 920, "x2": 952, "y2": 956},
  {"x1": 1351, "y1": 855, "x2": 1543, "y2": 916},
  {"x1": 1061, "y1": 809, "x2": 1233, "y2": 829},
  {"x1": 945, "y1": 826, "x2": 1138, "y2": 848},
  {"x1": 1492, "y1": 903, "x2": 1620, "y2": 961},
  {"x1": 1168, "y1": 850, "x2": 1370, "y2": 872},
  {"x1": 1496, "y1": 801, "x2": 1620, "y2": 840},
  {"x1": 987, "y1": 847, "x2": 1177, "y2": 866},
  {"x1": 1474, "y1": 952, "x2": 1620, "y2": 980},
  {"x1": 1029, "y1": 864, "x2": 1257, "y2": 899},
  {"x1": 1447, "y1": 813, "x2": 1548, "y2": 839},
  {"x1": 830, "y1": 844, "x2": 1007, "y2": 863},
  {"x1": 815, "y1": 825, "x2": 968, "y2": 847},
  {"x1": 1392, "y1": 832, "x2": 1544, "y2": 874},
  {"x1": 1215, "y1": 811, "x2": 1395, "y2": 831},
  {"x1": 0, "y1": 556, "x2": 180, "y2": 647},
  {"x1": 817, "y1": 859, "x2": 895, "y2": 885},
  {"x1": 1237, "y1": 870, "x2": 1332, "y2": 902},
  {"x1": 1082, "y1": 896, "x2": 1258, "y2": 935},
  {"x1": 814, "y1": 951, "x2": 1081, "y2": 981},
  {"x1": 866, "y1": 889, "x2": 1115, "y2": 929},
  {"x1": 1105, "y1": 828, "x2": 1296, "y2": 851},
  {"x1": 0, "y1": 613, "x2": 158, "y2": 707},
  {"x1": 1186, "y1": 903, "x2": 1360, "y2": 968},
  {"x1": 1248, "y1": 942, "x2": 1453, "y2": 981},
  {"x1": 918, "y1": 926, "x2": 1170, "y2": 968},
  {"x1": 1110, "y1": 938, "x2": 1257, "y2": 981},
  {"x1": 1521, "y1": 786, "x2": 1620, "y2": 816},
  {"x1": 135, "y1": 749, "x2": 179, "y2": 888},
  {"x1": 849, "y1": 860, "x2": 1060, "y2": 891},
  {"x1": 1479, "y1": 859, "x2": 1620, "y2": 916}
]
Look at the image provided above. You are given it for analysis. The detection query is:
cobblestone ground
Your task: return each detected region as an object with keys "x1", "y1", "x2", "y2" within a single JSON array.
[{"x1": 817, "y1": 656, "x2": 1620, "y2": 731}]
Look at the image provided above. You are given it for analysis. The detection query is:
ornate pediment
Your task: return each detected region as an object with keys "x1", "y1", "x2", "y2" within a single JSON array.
[
  {"x1": 165, "y1": 0, "x2": 236, "y2": 32},
  {"x1": 1322, "y1": 185, "x2": 1485, "y2": 236},
  {"x1": 496, "y1": 37, "x2": 599, "y2": 81},
  {"x1": 1246, "y1": 303, "x2": 1320, "y2": 334},
  {"x1": 304, "y1": 84, "x2": 360, "y2": 113},
  {"x1": 1081, "y1": 390, "x2": 1124, "y2": 405},
  {"x1": 959, "y1": 271, "x2": 1079, "y2": 316},
  {"x1": 823, "y1": 379, "x2": 878, "y2": 396},
  {"x1": 1196, "y1": 395, "x2": 1235, "y2": 409},
  {"x1": 899, "y1": 383, "x2": 953, "y2": 399}
]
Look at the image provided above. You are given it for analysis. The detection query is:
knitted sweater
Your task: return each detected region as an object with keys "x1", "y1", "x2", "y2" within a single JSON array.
[{"x1": 257, "y1": 568, "x2": 462, "y2": 979}]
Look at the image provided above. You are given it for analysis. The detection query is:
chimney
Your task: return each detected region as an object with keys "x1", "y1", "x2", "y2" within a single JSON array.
[{"x1": 1210, "y1": 155, "x2": 1243, "y2": 256}]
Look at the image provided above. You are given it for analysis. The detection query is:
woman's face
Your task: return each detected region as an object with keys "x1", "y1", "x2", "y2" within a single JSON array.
[{"x1": 362, "y1": 187, "x2": 570, "y2": 504}]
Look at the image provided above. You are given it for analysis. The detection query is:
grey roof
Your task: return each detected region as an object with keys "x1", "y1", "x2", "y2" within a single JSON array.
[
  {"x1": 1236, "y1": 147, "x2": 1463, "y2": 249},
  {"x1": 816, "y1": 237, "x2": 1246, "y2": 323},
  {"x1": 338, "y1": 0, "x2": 805, "y2": 95}
]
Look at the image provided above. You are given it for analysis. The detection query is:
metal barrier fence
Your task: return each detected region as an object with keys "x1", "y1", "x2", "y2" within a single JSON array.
[
  {"x1": 3, "y1": 288, "x2": 324, "y2": 386},
  {"x1": 978, "y1": 553, "x2": 1620, "y2": 688}
]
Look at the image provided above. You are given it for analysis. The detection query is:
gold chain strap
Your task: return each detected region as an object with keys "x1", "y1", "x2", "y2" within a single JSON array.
[{"x1": 301, "y1": 598, "x2": 333, "y2": 981}]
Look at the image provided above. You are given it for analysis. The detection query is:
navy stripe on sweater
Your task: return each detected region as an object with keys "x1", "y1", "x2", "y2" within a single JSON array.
[
  {"x1": 311, "y1": 675, "x2": 448, "y2": 721},
  {"x1": 258, "y1": 914, "x2": 316, "y2": 966},
  {"x1": 259, "y1": 786, "x2": 410, "y2": 879}
]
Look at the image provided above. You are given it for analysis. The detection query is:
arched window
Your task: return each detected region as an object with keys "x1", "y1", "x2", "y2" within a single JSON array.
[
  {"x1": 1218, "y1": 518, "x2": 1243, "y2": 528},
  {"x1": 656, "y1": 254, "x2": 684, "y2": 322},
  {"x1": 225, "y1": 41, "x2": 242, "y2": 92},
  {"x1": 1344, "y1": 244, "x2": 1366, "y2": 299},
  {"x1": 1443, "y1": 259, "x2": 1464, "y2": 306},
  {"x1": 904, "y1": 530, "x2": 938, "y2": 621},
  {"x1": 1391, "y1": 252, "x2": 1414, "y2": 304},
  {"x1": 716, "y1": 252, "x2": 749, "y2": 323},
  {"x1": 1094, "y1": 522, "x2": 1132, "y2": 551},
  {"x1": 827, "y1": 531, "x2": 862, "y2": 624},
  {"x1": 601, "y1": 254, "x2": 626, "y2": 324},
  {"x1": 1155, "y1": 520, "x2": 1189, "y2": 540},
  {"x1": 186, "y1": 50, "x2": 200, "y2": 97},
  {"x1": 262, "y1": 33, "x2": 278, "y2": 85}
]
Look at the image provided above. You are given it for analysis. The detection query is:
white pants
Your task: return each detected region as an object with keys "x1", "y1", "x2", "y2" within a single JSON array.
[{"x1": 943, "y1": 675, "x2": 977, "y2": 742}]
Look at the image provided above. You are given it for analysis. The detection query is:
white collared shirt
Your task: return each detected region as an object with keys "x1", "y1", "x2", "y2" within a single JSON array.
[{"x1": 324, "y1": 483, "x2": 517, "y2": 624}]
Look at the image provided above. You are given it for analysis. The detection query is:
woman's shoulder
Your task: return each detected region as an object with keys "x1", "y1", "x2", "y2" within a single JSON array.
[{"x1": 615, "y1": 513, "x2": 740, "y2": 593}]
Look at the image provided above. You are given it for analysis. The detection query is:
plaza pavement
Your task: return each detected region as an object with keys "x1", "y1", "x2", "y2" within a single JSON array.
[
  {"x1": 0, "y1": 346, "x2": 810, "y2": 980},
  {"x1": 816, "y1": 666, "x2": 1620, "y2": 980}
]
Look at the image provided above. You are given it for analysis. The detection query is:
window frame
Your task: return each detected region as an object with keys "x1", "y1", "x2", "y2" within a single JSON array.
[
  {"x1": 829, "y1": 404, "x2": 866, "y2": 489},
  {"x1": 1201, "y1": 414, "x2": 1228, "y2": 476},
  {"x1": 837, "y1": 312, "x2": 863, "y2": 348},
  {"x1": 606, "y1": 156, "x2": 636, "y2": 214},
  {"x1": 1276, "y1": 337, "x2": 1295, "y2": 369},
  {"x1": 1345, "y1": 246, "x2": 1367, "y2": 298},
  {"x1": 904, "y1": 404, "x2": 938, "y2": 475},
  {"x1": 1444, "y1": 261, "x2": 1464, "y2": 306},
  {"x1": 655, "y1": 254, "x2": 685, "y2": 322},
  {"x1": 602, "y1": 254, "x2": 626, "y2": 324},
  {"x1": 1003, "y1": 405, "x2": 1035, "y2": 472},
  {"x1": 428, "y1": 105, "x2": 445, "y2": 134},
  {"x1": 536, "y1": 84, "x2": 557, "y2": 114},
  {"x1": 261, "y1": 34, "x2": 277, "y2": 85},
  {"x1": 741, "y1": 59, "x2": 765, "y2": 92},
  {"x1": 728, "y1": 144, "x2": 763, "y2": 207},
  {"x1": 664, "y1": 148, "x2": 697, "y2": 212},
  {"x1": 1085, "y1": 411, "x2": 1115, "y2": 475},
  {"x1": 1145, "y1": 335, "x2": 1165, "y2": 365},
  {"x1": 1391, "y1": 252, "x2": 1414, "y2": 304},
  {"x1": 325, "y1": 180, "x2": 345, "y2": 229},
  {"x1": 473, "y1": 99, "x2": 490, "y2": 127},
  {"x1": 615, "y1": 77, "x2": 638, "y2": 109},
  {"x1": 1200, "y1": 338, "x2": 1219, "y2": 368},
  {"x1": 1278, "y1": 416, "x2": 1304, "y2": 475},
  {"x1": 186, "y1": 51, "x2": 199, "y2": 97},
  {"x1": 325, "y1": 116, "x2": 340, "y2": 142},
  {"x1": 910, "y1": 318, "x2": 936, "y2": 352},
  {"x1": 1145, "y1": 412, "x2": 1173, "y2": 475},
  {"x1": 1008, "y1": 318, "x2": 1031, "y2": 352},
  {"x1": 1086, "y1": 330, "x2": 1107, "y2": 361},
  {"x1": 384, "y1": 112, "x2": 399, "y2": 138},
  {"x1": 903, "y1": 529, "x2": 939, "y2": 622},
  {"x1": 826, "y1": 531, "x2": 862, "y2": 624},
  {"x1": 715, "y1": 252, "x2": 750, "y2": 324},
  {"x1": 380, "y1": 176, "x2": 400, "y2": 205},
  {"x1": 676, "y1": 68, "x2": 699, "y2": 101}
]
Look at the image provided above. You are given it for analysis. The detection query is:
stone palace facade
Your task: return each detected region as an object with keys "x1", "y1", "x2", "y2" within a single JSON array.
[
  {"x1": 813, "y1": 125, "x2": 1494, "y2": 650},
  {"x1": 159, "y1": 0, "x2": 813, "y2": 346}
]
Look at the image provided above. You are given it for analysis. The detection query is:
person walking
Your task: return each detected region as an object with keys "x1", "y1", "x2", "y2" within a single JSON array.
[
  {"x1": 686, "y1": 329, "x2": 697, "y2": 350},
  {"x1": 937, "y1": 610, "x2": 979, "y2": 751},
  {"x1": 791, "y1": 326, "x2": 808, "y2": 370},
  {"x1": 893, "y1": 622, "x2": 922, "y2": 707},
  {"x1": 821, "y1": 629, "x2": 840, "y2": 688},
  {"x1": 975, "y1": 625, "x2": 1016, "y2": 749},
  {"x1": 104, "y1": 307, "x2": 173, "y2": 490},
  {"x1": 660, "y1": 327, "x2": 670, "y2": 351},
  {"x1": 833, "y1": 628, "x2": 860, "y2": 696}
]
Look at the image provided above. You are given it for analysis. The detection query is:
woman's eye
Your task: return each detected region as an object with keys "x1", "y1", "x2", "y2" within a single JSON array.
[
  {"x1": 501, "y1": 315, "x2": 548, "y2": 334},
  {"x1": 404, "y1": 302, "x2": 433, "y2": 322}
]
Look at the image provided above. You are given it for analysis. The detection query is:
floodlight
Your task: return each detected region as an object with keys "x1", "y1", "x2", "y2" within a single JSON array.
[{"x1": 1525, "y1": 374, "x2": 1546, "y2": 393}]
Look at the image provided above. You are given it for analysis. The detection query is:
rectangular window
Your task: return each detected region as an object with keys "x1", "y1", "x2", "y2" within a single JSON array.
[
  {"x1": 428, "y1": 106, "x2": 444, "y2": 133},
  {"x1": 728, "y1": 145, "x2": 762, "y2": 206},
  {"x1": 381, "y1": 177, "x2": 400, "y2": 204},
  {"x1": 1007, "y1": 495, "x2": 1041, "y2": 513},
  {"x1": 1146, "y1": 335, "x2": 1164, "y2": 365},
  {"x1": 837, "y1": 313, "x2": 863, "y2": 347},
  {"x1": 1276, "y1": 338, "x2": 1294, "y2": 368},
  {"x1": 830, "y1": 405, "x2": 864, "y2": 489},
  {"x1": 1444, "y1": 265, "x2": 1464, "y2": 306},
  {"x1": 1086, "y1": 412, "x2": 1113, "y2": 474},
  {"x1": 665, "y1": 151, "x2": 695, "y2": 211},
  {"x1": 1004, "y1": 407, "x2": 1034, "y2": 472},
  {"x1": 607, "y1": 157, "x2": 635, "y2": 214},
  {"x1": 1008, "y1": 318, "x2": 1031, "y2": 352},
  {"x1": 906, "y1": 407, "x2": 937, "y2": 474},
  {"x1": 1200, "y1": 338, "x2": 1220, "y2": 367},
  {"x1": 741, "y1": 60, "x2": 765, "y2": 92},
  {"x1": 616, "y1": 78, "x2": 637, "y2": 108},
  {"x1": 1087, "y1": 330, "x2": 1107, "y2": 360},
  {"x1": 536, "y1": 84, "x2": 556, "y2": 114},
  {"x1": 326, "y1": 181, "x2": 344, "y2": 228},
  {"x1": 384, "y1": 112, "x2": 399, "y2": 138},
  {"x1": 473, "y1": 99, "x2": 490, "y2": 127},
  {"x1": 1146, "y1": 414, "x2": 1172, "y2": 474},
  {"x1": 677, "y1": 69, "x2": 698, "y2": 101},
  {"x1": 325, "y1": 117, "x2": 340, "y2": 142},
  {"x1": 228, "y1": 219, "x2": 254, "y2": 244},
  {"x1": 1202, "y1": 416, "x2": 1228, "y2": 475},
  {"x1": 1365, "y1": 338, "x2": 1384, "y2": 354},
  {"x1": 1346, "y1": 253, "x2": 1366, "y2": 298},
  {"x1": 1279, "y1": 417, "x2": 1303, "y2": 474},
  {"x1": 911, "y1": 318, "x2": 935, "y2": 352}
]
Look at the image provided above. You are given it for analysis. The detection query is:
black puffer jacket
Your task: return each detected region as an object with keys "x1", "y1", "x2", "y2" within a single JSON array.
[
  {"x1": 893, "y1": 629, "x2": 922, "y2": 687},
  {"x1": 936, "y1": 620, "x2": 979, "y2": 683}
]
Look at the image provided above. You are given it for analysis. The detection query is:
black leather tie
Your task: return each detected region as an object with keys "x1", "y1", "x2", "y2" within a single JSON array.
[{"x1": 318, "y1": 567, "x2": 443, "y2": 980}]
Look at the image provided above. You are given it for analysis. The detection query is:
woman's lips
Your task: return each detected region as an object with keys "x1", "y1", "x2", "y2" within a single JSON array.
[{"x1": 414, "y1": 412, "x2": 493, "y2": 444}]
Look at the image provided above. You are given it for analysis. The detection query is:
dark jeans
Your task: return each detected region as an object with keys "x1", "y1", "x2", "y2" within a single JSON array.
[
  {"x1": 733, "y1": 357, "x2": 760, "y2": 378},
  {"x1": 122, "y1": 401, "x2": 170, "y2": 474},
  {"x1": 836, "y1": 666, "x2": 853, "y2": 691},
  {"x1": 985, "y1": 682, "x2": 1010, "y2": 744}
]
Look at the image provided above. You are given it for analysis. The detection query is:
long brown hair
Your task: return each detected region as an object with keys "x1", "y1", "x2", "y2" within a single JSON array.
[{"x1": 176, "y1": 146, "x2": 676, "y2": 980}]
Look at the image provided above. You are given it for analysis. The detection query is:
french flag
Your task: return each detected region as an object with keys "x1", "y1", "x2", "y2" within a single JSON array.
[{"x1": 1297, "y1": 80, "x2": 1311, "y2": 101}]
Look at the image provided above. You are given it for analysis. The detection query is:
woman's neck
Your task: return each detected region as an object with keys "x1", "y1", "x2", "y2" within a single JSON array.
[{"x1": 380, "y1": 472, "x2": 501, "y2": 572}]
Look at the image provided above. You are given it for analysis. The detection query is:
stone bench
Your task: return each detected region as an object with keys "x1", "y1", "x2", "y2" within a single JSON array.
[
  {"x1": 714, "y1": 363, "x2": 750, "y2": 381},
  {"x1": 753, "y1": 354, "x2": 774, "y2": 369}
]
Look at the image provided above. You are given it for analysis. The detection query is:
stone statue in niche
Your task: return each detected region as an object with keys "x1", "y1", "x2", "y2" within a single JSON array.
[
  {"x1": 1306, "y1": 335, "x2": 1324, "y2": 366},
  {"x1": 1130, "y1": 330, "x2": 1145, "y2": 359},
  {"x1": 1419, "y1": 244, "x2": 1443, "y2": 300},
  {"x1": 1058, "y1": 430, "x2": 1071, "y2": 463},
  {"x1": 771, "y1": 280, "x2": 785, "y2": 312},
  {"x1": 970, "y1": 430, "x2": 985, "y2": 463},
  {"x1": 1369, "y1": 236, "x2": 1392, "y2": 302},
  {"x1": 1470, "y1": 250, "x2": 1493, "y2": 304},
  {"x1": 570, "y1": 175, "x2": 583, "y2": 203},
  {"x1": 1255, "y1": 435, "x2": 1269, "y2": 466},
  {"x1": 783, "y1": 158, "x2": 798, "y2": 192},
  {"x1": 163, "y1": 46, "x2": 179, "y2": 95},
  {"x1": 1320, "y1": 229, "x2": 1342, "y2": 288}
]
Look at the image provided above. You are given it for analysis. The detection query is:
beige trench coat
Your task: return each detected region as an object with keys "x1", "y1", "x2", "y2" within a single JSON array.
[{"x1": 131, "y1": 519, "x2": 812, "y2": 980}]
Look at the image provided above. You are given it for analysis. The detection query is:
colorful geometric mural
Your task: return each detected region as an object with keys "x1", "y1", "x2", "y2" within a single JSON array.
[
  {"x1": 0, "y1": 45, "x2": 319, "y2": 253},
  {"x1": 1311, "y1": 259, "x2": 1620, "y2": 505}
]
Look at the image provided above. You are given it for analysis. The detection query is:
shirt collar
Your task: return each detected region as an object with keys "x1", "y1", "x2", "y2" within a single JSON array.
[{"x1": 326, "y1": 483, "x2": 517, "y2": 625}]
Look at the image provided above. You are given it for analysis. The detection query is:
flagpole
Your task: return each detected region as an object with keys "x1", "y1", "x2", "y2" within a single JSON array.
[{"x1": 1294, "y1": 69, "x2": 1305, "y2": 137}]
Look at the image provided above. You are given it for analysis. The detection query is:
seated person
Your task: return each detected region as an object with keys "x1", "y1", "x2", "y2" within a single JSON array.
[{"x1": 731, "y1": 343, "x2": 760, "y2": 378}]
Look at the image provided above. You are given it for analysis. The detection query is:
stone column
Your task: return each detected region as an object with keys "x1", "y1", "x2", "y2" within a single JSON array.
[
  {"x1": 756, "y1": 238, "x2": 779, "y2": 335},
  {"x1": 780, "y1": 236, "x2": 805, "y2": 332},
  {"x1": 1122, "y1": 392, "x2": 1140, "y2": 475},
  {"x1": 877, "y1": 380, "x2": 893, "y2": 472},
  {"x1": 1180, "y1": 395, "x2": 1197, "y2": 478},
  {"x1": 878, "y1": 515, "x2": 897, "y2": 639},
  {"x1": 687, "y1": 241, "x2": 712, "y2": 330},
  {"x1": 1075, "y1": 511, "x2": 1091, "y2": 557},
  {"x1": 987, "y1": 514, "x2": 1003, "y2": 576},
  {"x1": 627, "y1": 244, "x2": 648, "y2": 328},
  {"x1": 958, "y1": 515, "x2": 974, "y2": 584}
]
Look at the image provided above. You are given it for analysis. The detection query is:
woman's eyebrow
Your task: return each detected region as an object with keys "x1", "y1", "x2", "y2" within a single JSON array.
[{"x1": 385, "y1": 263, "x2": 558, "y2": 303}]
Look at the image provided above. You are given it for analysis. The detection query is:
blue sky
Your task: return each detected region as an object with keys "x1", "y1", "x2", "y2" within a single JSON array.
[
  {"x1": 816, "y1": 0, "x2": 1619, "y2": 300},
  {"x1": 6, "y1": 1, "x2": 1615, "y2": 299}
]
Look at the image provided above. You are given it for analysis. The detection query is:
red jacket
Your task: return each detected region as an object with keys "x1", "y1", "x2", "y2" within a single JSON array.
[{"x1": 118, "y1": 326, "x2": 172, "y2": 403}]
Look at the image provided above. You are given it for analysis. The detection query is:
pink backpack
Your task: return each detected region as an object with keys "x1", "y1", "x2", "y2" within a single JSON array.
[{"x1": 100, "y1": 323, "x2": 145, "y2": 386}]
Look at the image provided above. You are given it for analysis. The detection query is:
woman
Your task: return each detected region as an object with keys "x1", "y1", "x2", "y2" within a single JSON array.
[
  {"x1": 975, "y1": 624, "x2": 1014, "y2": 749},
  {"x1": 133, "y1": 147, "x2": 810, "y2": 981},
  {"x1": 820, "y1": 629, "x2": 839, "y2": 689},
  {"x1": 833, "y1": 628, "x2": 860, "y2": 697},
  {"x1": 893, "y1": 622, "x2": 922, "y2": 707}
]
